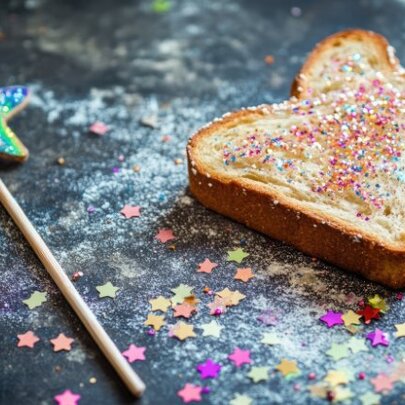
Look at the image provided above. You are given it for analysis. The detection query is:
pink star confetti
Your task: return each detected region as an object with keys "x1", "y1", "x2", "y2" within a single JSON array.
[
  {"x1": 17, "y1": 330, "x2": 39, "y2": 348},
  {"x1": 371, "y1": 373, "x2": 394, "y2": 392},
  {"x1": 366, "y1": 329, "x2": 390, "y2": 347},
  {"x1": 89, "y1": 121, "x2": 108, "y2": 135},
  {"x1": 319, "y1": 310, "x2": 343, "y2": 328},
  {"x1": 228, "y1": 347, "x2": 252, "y2": 367},
  {"x1": 50, "y1": 333, "x2": 74, "y2": 352},
  {"x1": 196, "y1": 358, "x2": 221, "y2": 379},
  {"x1": 197, "y1": 259, "x2": 218, "y2": 274},
  {"x1": 122, "y1": 344, "x2": 146, "y2": 363},
  {"x1": 120, "y1": 205, "x2": 141, "y2": 218},
  {"x1": 177, "y1": 383, "x2": 202, "y2": 403},
  {"x1": 54, "y1": 389, "x2": 81, "y2": 405},
  {"x1": 155, "y1": 228, "x2": 175, "y2": 243},
  {"x1": 257, "y1": 309, "x2": 277, "y2": 326}
]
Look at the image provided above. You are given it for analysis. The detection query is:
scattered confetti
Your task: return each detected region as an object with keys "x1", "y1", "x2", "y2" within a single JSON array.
[
  {"x1": 144, "y1": 314, "x2": 165, "y2": 331},
  {"x1": 326, "y1": 343, "x2": 349, "y2": 361},
  {"x1": 54, "y1": 389, "x2": 81, "y2": 405},
  {"x1": 360, "y1": 391, "x2": 381, "y2": 405},
  {"x1": 196, "y1": 358, "x2": 221, "y2": 379},
  {"x1": 229, "y1": 393, "x2": 252, "y2": 405},
  {"x1": 50, "y1": 333, "x2": 74, "y2": 352},
  {"x1": 23, "y1": 291, "x2": 47, "y2": 310},
  {"x1": 370, "y1": 373, "x2": 393, "y2": 393},
  {"x1": 357, "y1": 305, "x2": 380, "y2": 324},
  {"x1": 319, "y1": 310, "x2": 344, "y2": 328},
  {"x1": 197, "y1": 258, "x2": 218, "y2": 274},
  {"x1": 257, "y1": 309, "x2": 277, "y2": 326},
  {"x1": 96, "y1": 282, "x2": 119, "y2": 299},
  {"x1": 341, "y1": 310, "x2": 362, "y2": 327},
  {"x1": 226, "y1": 248, "x2": 249, "y2": 263},
  {"x1": 171, "y1": 284, "x2": 194, "y2": 305},
  {"x1": 149, "y1": 296, "x2": 171, "y2": 312},
  {"x1": 89, "y1": 121, "x2": 108, "y2": 135},
  {"x1": 394, "y1": 322, "x2": 405, "y2": 338},
  {"x1": 324, "y1": 370, "x2": 349, "y2": 387},
  {"x1": 155, "y1": 228, "x2": 175, "y2": 243},
  {"x1": 122, "y1": 344, "x2": 146, "y2": 363},
  {"x1": 275, "y1": 359, "x2": 299, "y2": 377},
  {"x1": 200, "y1": 320, "x2": 223, "y2": 338},
  {"x1": 248, "y1": 366, "x2": 269, "y2": 383},
  {"x1": 366, "y1": 329, "x2": 389, "y2": 347},
  {"x1": 120, "y1": 205, "x2": 141, "y2": 218},
  {"x1": 17, "y1": 331, "x2": 39, "y2": 348},
  {"x1": 261, "y1": 332, "x2": 281, "y2": 345},
  {"x1": 171, "y1": 321, "x2": 196, "y2": 341},
  {"x1": 228, "y1": 348, "x2": 252, "y2": 367},
  {"x1": 368, "y1": 294, "x2": 389, "y2": 313},
  {"x1": 346, "y1": 336, "x2": 368, "y2": 354},
  {"x1": 177, "y1": 383, "x2": 202, "y2": 403},
  {"x1": 174, "y1": 303, "x2": 197, "y2": 319},
  {"x1": 234, "y1": 268, "x2": 254, "y2": 282}
]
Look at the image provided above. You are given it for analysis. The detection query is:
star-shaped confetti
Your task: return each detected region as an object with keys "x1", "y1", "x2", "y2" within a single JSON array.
[
  {"x1": 89, "y1": 121, "x2": 108, "y2": 135},
  {"x1": 174, "y1": 303, "x2": 197, "y2": 319},
  {"x1": 207, "y1": 296, "x2": 227, "y2": 316},
  {"x1": 217, "y1": 288, "x2": 246, "y2": 306},
  {"x1": 197, "y1": 258, "x2": 218, "y2": 274},
  {"x1": 275, "y1": 359, "x2": 299, "y2": 377},
  {"x1": 324, "y1": 370, "x2": 349, "y2": 387},
  {"x1": 54, "y1": 389, "x2": 81, "y2": 405},
  {"x1": 357, "y1": 305, "x2": 380, "y2": 324},
  {"x1": 155, "y1": 228, "x2": 175, "y2": 243},
  {"x1": 227, "y1": 248, "x2": 249, "y2": 263},
  {"x1": 122, "y1": 344, "x2": 146, "y2": 363},
  {"x1": 172, "y1": 321, "x2": 196, "y2": 341},
  {"x1": 50, "y1": 333, "x2": 74, "y2": 352},
  {"x1": 360, "y1": 391, "x2": 381, "y2": 405},
  {"x1": 326, "y1": 343, "x2": 349, "y2": 361},
  {"x1": 149, "y1": 296, "x2": 171, "y2": 312},
  {"x1": 177, "y1": 383, "x2": 202, "y2": 403},
  {"x1": 144, "y1": 314, "x2": 165, "y2": 331},
  {"x1": 368, "y1": 294, "x2": 389, "y2": 313},
  {"x1": 261, "y1": 332, "x2": 281, "y2": 345},
  {"x1": 23, "y1": 291, "x2": 47, "y2": 309},
  {"x1": 96, "y1": 282, "x2": 119, "y2": 299},
  {"x1": 257, "y1": 309, "x2": 277, "y2": 326},
  {"x1": 234, "y1": 268, "x2": 254, "y2": 282},
  {"x1": 346, "y1": 336, "x2": 368, "y2": 354},
  {"x1": 248, "y1": 366, "x2": 269, "y2": 383},
  {"x1": 17, "y1": 331, "x2": 39, "y2": 348},
  {"x1": 319, "y1": 310, "x2": 343, "y2": 328},
  {"x1": 341, "y1": 310, "x2": 362, "y2": 326},
  {"x1": 228, "y1": 347, "x2": 252, "y2": 367},
  {"x1": 229, "y1": 393, "x2": 252, "y2": 405},
  {"x1": 370, "y1": 373, "x2": 393, "y2": 393},
  {"x1": 120, "y1": 205, "x2": 141, "y2": 218},
  {"x1": 394, "y1": 323, "x2": 405, "y2": 338},
  {"x1": 366, "y1": 329, "x2": 389, "y2": 347},
  {"x1": 334, "y1": 386, "x2": 353, "y2": 402},
  {"x1": 171, "y1": 284, "x2": 194, "y2": 305},
  {"x1": 200, "y1": 320, "x2": 223, "y2": 338},
  {"x1": 196, "y1": 358, "x2": 221, "y2": 379}
]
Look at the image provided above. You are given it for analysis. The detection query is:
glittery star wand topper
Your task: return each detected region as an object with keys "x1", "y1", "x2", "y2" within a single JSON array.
[
  {"x1": 0, "y1": 86, "x2": 30, "y2": 162},
  {"x1": 0, "y1": 86, "x2": 145, "y2": 396}
]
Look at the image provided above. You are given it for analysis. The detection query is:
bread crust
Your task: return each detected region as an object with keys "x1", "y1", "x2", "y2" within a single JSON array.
[{"x1": 187, "y1": 30, "x2": 405, "y2": 289}]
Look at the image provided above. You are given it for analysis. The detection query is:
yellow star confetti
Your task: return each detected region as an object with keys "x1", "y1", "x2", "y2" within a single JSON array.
[
  {"x1": 248, "y1": 366, "x2": 269, "y2": 383},
  {"x1": 341, "y1": 310, "x2": 362, "y2": 326},
  {"x1": 275, "y1": 359, "x2": 299, "y2": 377},
  {"x1": 334, "y1": 386, "x2": 353, "y2": 402},
  {"x1": 96, "y1": 282, "x2": 119, "y2": 298},
  {"x1": 144, "y1": 314, "x2": 165, "y2": 331},
  {"x1": 324, "y1": 370, "x2": 349, "y2": 387},
  {"x1": 261, "y1": 332, "x2": 281, "y2": 346},
  {"x1": 171, "y1": 284, "x2": 194, "y2": 305},
  {"x1": 172, "y1": 321, "x2": 196, "y2": 341},
  {"x1": 216, "y1": 288, "x2": 246, "y2": 306},
  {"x1": 149, "y1": 296, "x2": 171, "y2": 312},
  {"x1": 23, "y1": 291, "x2": 47, "y2": 309},
  {"x1": 200, "y1": 320, "x2": 223, "y2": 338},
  {"x1": 395, "y1": 323, "x2": 405, "y2": 338},
  {"x1": 368, "y1": 294, "x2": 389, "y2": 313}
]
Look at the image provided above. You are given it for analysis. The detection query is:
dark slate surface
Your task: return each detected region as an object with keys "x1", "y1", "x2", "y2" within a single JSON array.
[{"x1": 1, "y1": 0, "x2": 405, "y2": 404}]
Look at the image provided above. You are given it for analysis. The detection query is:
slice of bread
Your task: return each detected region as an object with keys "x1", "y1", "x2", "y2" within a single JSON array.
[{"x1": 187, "y1": 29, "x2": 405, "y2": 288}]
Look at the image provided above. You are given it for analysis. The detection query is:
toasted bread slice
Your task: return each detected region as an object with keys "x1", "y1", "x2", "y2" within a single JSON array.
[{"x1": 187, "y1": 30, "x2": 405, "y2": 288}]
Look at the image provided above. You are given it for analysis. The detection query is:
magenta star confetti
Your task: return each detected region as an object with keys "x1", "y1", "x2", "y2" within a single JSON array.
[
  {"x1": 257, "y1": 309, "x2": 277, "y2": 326},
  {"x1": 177, "y1": 383, "x2": 202, "y2": 403},
  {"x1": 54, "y1": 389, "x2": 81, "y2": 405},
  {"x1": 319, "y1": 310, "x2": 343, "y2": 328},
  {"x1": 196, "y1": 358, "x2": 221, "y2": 379},
  {"x1": 366, "y1": 329, "x2": 390, "y2": 347},
  {"x1": 228, "y1": 347, "x2": 252, "y2": 367}
]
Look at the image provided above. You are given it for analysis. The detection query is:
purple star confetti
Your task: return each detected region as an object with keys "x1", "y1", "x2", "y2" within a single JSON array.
[
  {"x1": 196, "y1": 358, "x2": 221, "y2": 379},
  {"x1": 319, "y1": 310, "x2": 343, "y2": 328},
  {"x1": 257, "y1": 309, "x2": 277, "y2": 326},
  {"x1": 366, "y1": 328, "x2": 390, "y2": 347}
]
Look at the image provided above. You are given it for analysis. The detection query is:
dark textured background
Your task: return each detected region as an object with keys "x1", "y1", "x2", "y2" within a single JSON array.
[{"x1": 1, "y1": 0, "x2": 405, "y2": 404}]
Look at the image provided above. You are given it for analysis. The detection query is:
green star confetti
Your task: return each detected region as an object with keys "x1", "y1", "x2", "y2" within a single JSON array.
[
  {"x1": 368, "y1": 294, "x2": 389, "y2": 313},
  {"x1": 96, "y1": 282, "x2": 119, "y2": 298},
  {"x1": 226, "y1": 248, "x2": 249, "y2": 263},
  {"x1": 229, "y1": 393, "x2": 252, "y2": 405},
  {"x1": 23, "y1": 291, "x2": 47, "y2": 309},
  {"x1": 346, "y1": 336, "x2": 368, "y2": 354},
  {"x1": 171, "y1": 283, "x2": 194, "y2": 305},
  {"x1": 152, "y1": 0, "x2": 171, "y2": 13},
  {"x1": 326, "y1": 343, "x2": 350, "y2": 361},
  {"x1": 248, "y1": 366, "x2": 269, "y2": 383},
  {"x1": 360, "y1": 391, "x2": 381, "y2": 405},
  {"x1": 261, "y1": 332, "x2": 281, "y2": 345},
  {"x1": 200, "y1": 320, "x2": 223, "y2": 338}
]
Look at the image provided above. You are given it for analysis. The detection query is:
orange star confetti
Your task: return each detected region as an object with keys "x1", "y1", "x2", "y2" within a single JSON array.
[
  {"x1": 144, "y1": 314, "x2": 165, "y2": 331},
  {"x1": 149, "y1": 296, "x2": 171, "y2": 312},
  {"x1": 234, "y1": 268, "x2": 254, "y2": 282},
  {"x1": 50, "y1": 333, "x2": 74, "y2": 352},
  {"x1": 197, "y1": 258, "x2": 218, "y2": 274},
  {"x1": 275, "y1": 359, "x2": 299, "y2": 377},
  {"x1": 174, "y1": 303, "x2": 197, "y2": 319}
]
